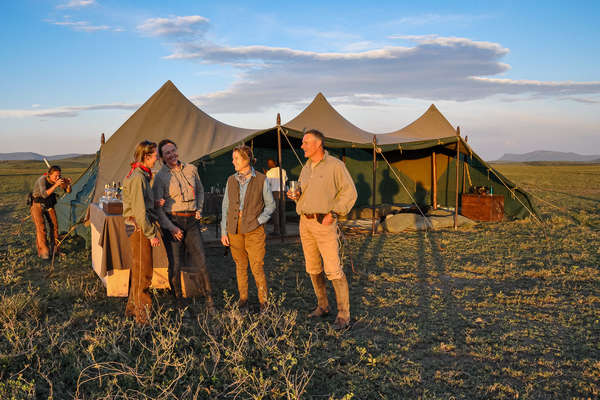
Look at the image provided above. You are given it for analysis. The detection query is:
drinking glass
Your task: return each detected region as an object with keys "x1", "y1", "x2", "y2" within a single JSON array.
[{"x1": 289, "y1": 180, "x2": 300, "y2": 199}]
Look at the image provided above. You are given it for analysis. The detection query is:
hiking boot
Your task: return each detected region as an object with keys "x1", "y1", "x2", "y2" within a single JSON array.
[
  {"x1": 308, "y1": 306, "x2": 330, "y2": 318},
  {"x1": 331, "y1": 275, "x2": 350, "y2": 330},
  {"x1": 333, "y1": 316, "x2": 350, "y2": 330},
  {"x1": 309, "y1": 272, "x2": 330, "y2": 316},
  {"x1": 238, "y1": 299, "x2": 249, "y2": 313}
]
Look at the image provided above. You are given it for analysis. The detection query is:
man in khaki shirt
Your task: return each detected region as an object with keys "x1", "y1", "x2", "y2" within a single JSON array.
[{"x1": 288, "y1": 129, "x2": 357, "y2": 329}]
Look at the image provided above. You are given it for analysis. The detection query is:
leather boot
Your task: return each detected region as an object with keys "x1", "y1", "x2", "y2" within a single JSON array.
[
  {"x1": 308, "y1": 273, "x2": 330, "y2": 317},
  {"x1": 197, "y1": 267, "x2": 214, "y2": 304},
  {"x1": 331, "y1": 275, "x2": 350, "y2": 329}
]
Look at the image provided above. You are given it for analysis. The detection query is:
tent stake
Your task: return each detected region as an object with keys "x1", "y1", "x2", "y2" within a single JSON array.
[
  {"x1": 372, "y1": 137, "x2": 377, "y2": 235},
  {"x1": 432, "y1": 151, "x2": 437, "y2": 210},
  {"x1": 454, "y1": 127, "x2": 461, "y2": 230},
  {"x1": 276, "y1": 113, "x2": 285, "y2": 243}
]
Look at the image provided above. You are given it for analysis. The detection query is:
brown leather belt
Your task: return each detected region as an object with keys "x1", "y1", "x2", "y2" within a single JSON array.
[{"x1": 169, "y1": 211, "x2": 195, "y2": 217}]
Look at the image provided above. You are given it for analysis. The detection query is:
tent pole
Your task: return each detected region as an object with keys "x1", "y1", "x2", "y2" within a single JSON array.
[
  {"x1": 100, "y1": 133, "x2": 105, "y2": 145},
  {"x1": 276, "y1": 113, "x2": 285, "y2": 243},
  {"x1": 372, "y1": 137, "x2": 377, "y2": 235},
  {"x1": 432, "y1": 151, "x2": 437, "y2": 210},
  {"x1": 462, "y1": 136, "x2": 468, "y2": 193},
  {"x1": 454, "y1": 127, "x2": 461, "y2": 230}
]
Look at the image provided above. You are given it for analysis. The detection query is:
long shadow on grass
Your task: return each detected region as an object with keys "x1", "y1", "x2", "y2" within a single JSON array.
[
  {"x1": 413, "y1": 230, "x2": 471, "y2": 392},
  {"x1": 347, "y1": 232, "x2": 387, "y2": 325}
]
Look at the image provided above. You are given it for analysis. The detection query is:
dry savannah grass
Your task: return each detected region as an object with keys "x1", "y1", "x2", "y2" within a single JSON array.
[{"x1": 0, "y1": 158, "x2": 599, "y2": 399}]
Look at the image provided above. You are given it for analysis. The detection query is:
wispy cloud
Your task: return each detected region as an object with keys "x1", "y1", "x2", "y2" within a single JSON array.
[
  {"x1": 387, "y1": 34, "x2": 439, "y2": 41},
  {"x1": 56, "y1": 0, "x2": 96, "y2": 9},
  {"x1": 0, "y1": 103, "x2": 139, "y2": 118},
  {"x1": 51, "y1": 19, "x2": 110, "y2": 32},
  {"x1": 147, "y1": 18, "x2": 600, "y2": 112},
  {"x1": 387, "y1": 13, "x2": 491, "y2": 27},
  {"x1": 560, "y1": 96, "x2": 600, "y2": 104},
  {"x1": 137, "y1": 15, "x2": 209, "y2": 37}
]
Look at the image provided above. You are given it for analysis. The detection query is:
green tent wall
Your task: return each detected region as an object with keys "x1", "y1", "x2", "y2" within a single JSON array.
[{"x1": 56, "y1": 81, "x2": 538, "y2": 238}]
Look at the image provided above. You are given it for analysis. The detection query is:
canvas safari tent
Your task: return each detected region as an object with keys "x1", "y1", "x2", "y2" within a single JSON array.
[{"x1": 56, "y1": 80, "x2": 537, "y2": 236}]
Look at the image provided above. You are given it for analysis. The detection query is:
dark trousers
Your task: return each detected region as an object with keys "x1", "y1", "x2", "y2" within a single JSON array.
[
  {"x1": 30, "y1": 203, "x2": 58, "y2": 258},
  {"x1": 162, "y1": 215, "x2": 212, "y2": 299},
  {"x1": 271, "y1": 191, "x2": 286, "y2": 234},
  {"x1": 126, "y1": 228, "x2": 153, "y2": 324}
]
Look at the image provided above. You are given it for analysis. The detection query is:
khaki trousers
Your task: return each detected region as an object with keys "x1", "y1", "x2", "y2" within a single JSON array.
[
  {"x1": 125, "y1": 228, "x2": 153, "y2": 324},
  {"x1": 30, "y1": 203, "x2": 58, "y2": 258},
  {"x1": 228, "y1": 221, "x2": 268, "y2": 304},
  {"x1": 299, "y1": 215, "x2": 343, "y2": 280}
]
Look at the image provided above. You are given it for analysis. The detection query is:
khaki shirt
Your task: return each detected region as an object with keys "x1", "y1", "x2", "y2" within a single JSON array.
[
  {"x1": 296, "y1": 151, "x2": 357, "y2": 216},
  {"x1": 152, "y1": 162, "x2": 204, "y2": 232},
  {"x1": 122, "y1": 168, "x2": 158, "y2": 239}
]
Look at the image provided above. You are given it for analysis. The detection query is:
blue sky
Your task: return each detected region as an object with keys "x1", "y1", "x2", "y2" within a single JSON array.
[{"x1": 1, "y1": 0, "x2": 598, "y2": 159}]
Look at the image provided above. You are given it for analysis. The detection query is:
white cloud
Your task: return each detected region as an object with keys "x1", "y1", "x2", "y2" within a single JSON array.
[
  {"x1": 57, "y1": 0, "x2": 95, "y2": 9},
  {"x1": 137, "y1": 15, "x2": 209, "y2": 37},
  {"x1": 0, "y1": 103, "x2": 140, "y2": 119},
  {"x1": 154, "y1": 27, "x2": 600, "y2": 113},
  {"x1": 50, "y1": 19, "x2": 110, "y2": 32}
]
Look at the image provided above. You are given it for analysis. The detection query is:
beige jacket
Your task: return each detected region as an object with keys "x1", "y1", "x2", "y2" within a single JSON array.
[{"x1": 122, "y1": 168, "x2": 158, "y2": 239}]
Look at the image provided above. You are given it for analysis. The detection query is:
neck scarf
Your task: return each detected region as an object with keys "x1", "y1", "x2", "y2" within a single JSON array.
[
  {"x1": 127, "y1": 162, "x2": 152, "y2": 180},
  {"x1": 235, "y1": 168, "x2": 253, "y2": 186}
]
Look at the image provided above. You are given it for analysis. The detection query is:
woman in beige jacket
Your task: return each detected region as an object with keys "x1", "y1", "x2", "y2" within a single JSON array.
[{"x1": 122, "y1": 140, "x2": 161, "y2": 324}]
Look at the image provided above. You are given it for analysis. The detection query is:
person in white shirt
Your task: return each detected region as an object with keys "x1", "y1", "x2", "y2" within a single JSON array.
[{"x1": 265, "y1": 159, "x2": 287, "y2": 235}]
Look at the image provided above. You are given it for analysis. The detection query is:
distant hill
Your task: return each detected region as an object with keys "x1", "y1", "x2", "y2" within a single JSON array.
[
  {"x1": 497, "y1": 151, "x2": 600, "y2": 162},
  {"x1": 0, "y1": 152, "x2": 84, "y2": 161}
]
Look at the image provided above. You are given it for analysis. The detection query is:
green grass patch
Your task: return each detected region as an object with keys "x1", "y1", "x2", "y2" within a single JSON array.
[{"x1": 0, "y1": 160, "x2": 599, "y2": 399}]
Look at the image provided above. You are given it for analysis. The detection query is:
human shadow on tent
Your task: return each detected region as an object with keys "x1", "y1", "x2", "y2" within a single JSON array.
[
  {"x1": 379, "y1": 168, "x2": 399, "y2": 205},
  {"x1": 355, "y1": 173, "x2": 372, "y2": 207}
]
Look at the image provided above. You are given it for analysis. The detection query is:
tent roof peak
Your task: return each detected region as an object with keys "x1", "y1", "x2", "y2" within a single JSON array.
[
  {"x1": 374, "y1": 103, "x2": 457, "y2": 144},
  {"x1": 283, "y1": 92, "x2": 374, "y2": 143}
]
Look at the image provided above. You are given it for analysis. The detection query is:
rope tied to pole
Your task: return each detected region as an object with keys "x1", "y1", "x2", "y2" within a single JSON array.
[{"x1": 279, "y1": 126, "x2": 305, "y2": 169}]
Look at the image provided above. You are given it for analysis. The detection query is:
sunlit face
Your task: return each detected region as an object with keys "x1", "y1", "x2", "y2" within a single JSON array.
[
  {"x1": 301, "y1": 133, "x2": 322, "y2": 159},
  {"x1": 232, "y1": 150, "x2": 250, "y2": 172},
  {"x1": 144, "y1": 149, "x2": 158, "y2": 168},
  {"x1": 47, "y1": 171, "x2": 61, "y2": 184},
  {"x1": 161, "y1": 143, "x2": 179, "y2": 168}
]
